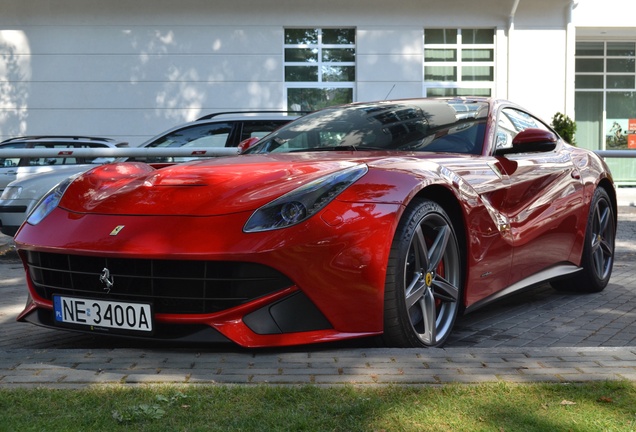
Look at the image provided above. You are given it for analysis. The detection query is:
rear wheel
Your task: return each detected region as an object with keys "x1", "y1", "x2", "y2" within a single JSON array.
[
  {"x1": 383, "y1": 198, "x2": 462, "y2": 347},
  {"x1": 552, "y1": 187, "x2": 615, "y2": 293}
]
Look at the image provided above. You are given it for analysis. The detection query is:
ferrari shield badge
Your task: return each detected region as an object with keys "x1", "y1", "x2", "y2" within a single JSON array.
[{"x1": 109, "y1": 225, "x2": 125, "y2": 236}]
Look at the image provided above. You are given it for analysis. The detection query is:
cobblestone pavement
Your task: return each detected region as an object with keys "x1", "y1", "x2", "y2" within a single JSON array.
[{"x1": 1, "y1": 206, "x2": 635, "y2": 388}]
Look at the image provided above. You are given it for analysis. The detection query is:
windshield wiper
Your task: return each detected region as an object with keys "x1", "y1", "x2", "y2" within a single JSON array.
[{"x1": 289, "y1": 145, "x2": 383, "y2": 152}]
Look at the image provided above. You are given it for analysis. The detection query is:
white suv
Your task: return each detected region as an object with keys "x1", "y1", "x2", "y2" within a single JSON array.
[{"x1": 132, "y1": 111, "x2": 298, "y2": 163}]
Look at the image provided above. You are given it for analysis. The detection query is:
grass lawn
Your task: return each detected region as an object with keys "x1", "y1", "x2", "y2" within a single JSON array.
[{"x1": 1, "y1": 381, "x2": 635, "y2": 431}]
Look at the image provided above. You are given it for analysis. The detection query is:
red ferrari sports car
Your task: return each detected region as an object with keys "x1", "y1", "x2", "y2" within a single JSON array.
[{"x1": 14, "y1": 98, "x2": 617, "y2": 348}]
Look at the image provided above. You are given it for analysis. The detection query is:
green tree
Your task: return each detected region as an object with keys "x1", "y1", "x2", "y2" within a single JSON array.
[{"x1": 551, "y1": 112, "x2": 577, "y2": 146}]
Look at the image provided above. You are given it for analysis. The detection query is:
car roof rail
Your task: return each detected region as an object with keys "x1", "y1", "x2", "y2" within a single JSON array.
[
  {"x1": 196, "y1": 110, "x2": 310, "y2": 121},
  {"x1": 0, "y1": 135, "x2": 117, "y2": 143}
]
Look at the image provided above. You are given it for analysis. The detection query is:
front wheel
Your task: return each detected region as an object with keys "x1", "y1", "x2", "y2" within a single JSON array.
[
  {"x1": 382, "y1": 199, "x2": 463, "y2": 347},
  {"x1": 552, "y1": 187, "x2": 616, "y2": 293}
]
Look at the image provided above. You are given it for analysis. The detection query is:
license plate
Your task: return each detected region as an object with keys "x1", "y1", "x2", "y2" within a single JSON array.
[{"x1": 53, "y1": 295, "x2": 153, "y2": 333}]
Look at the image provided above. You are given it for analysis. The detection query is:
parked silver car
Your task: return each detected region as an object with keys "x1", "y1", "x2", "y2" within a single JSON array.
[
  {"x1": 0, "y1": 166, "x2": 90, "y2": 236},
  {"x1": 0, "y1": 136, "x2": 128, "y2": 193}
]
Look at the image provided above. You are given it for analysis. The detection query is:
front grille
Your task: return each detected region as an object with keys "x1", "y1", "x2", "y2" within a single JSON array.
[{"x1": 25, "y1": 251, "x2": 292, "y2": 314}]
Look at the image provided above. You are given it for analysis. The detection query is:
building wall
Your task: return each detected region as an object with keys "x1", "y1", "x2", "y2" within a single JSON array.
[
  {"x1": 0, "y1": 0, "x2": 572, "y2": 144},
  {"x1": 574, "y1": 0, "x2": 636, "y2": 29},
  {"x1": 507, "y1": 29, "x2": 569, "y2": 117}
]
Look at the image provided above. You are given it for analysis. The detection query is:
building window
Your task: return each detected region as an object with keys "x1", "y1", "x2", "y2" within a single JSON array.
[
  {"x1": 575, "y1": 41, "x2": 636, "y2": 151},
  {"x1": 423, "y1": 28, "x2": 495, "y2": 97},
  {"x1": 284, "y1": 28, "x2": 355, "y2": 111}
]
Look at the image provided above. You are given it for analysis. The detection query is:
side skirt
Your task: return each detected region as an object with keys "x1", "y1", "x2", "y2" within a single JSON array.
[{"x1": 464, "y1": 264, "x2": 583, "y2": 314}]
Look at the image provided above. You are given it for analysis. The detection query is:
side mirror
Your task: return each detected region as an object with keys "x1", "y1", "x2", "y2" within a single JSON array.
[
  {"x1": 238, "y1": 137, "x2": 261, "y2": 153},
  {"x1": 496, "y1": 128, "x2": 558, "y2": 156}
]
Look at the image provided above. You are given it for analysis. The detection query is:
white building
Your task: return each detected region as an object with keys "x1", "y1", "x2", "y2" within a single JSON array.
[{"x1": 1, "y1": 0, "x2": 635, "y2": 180}]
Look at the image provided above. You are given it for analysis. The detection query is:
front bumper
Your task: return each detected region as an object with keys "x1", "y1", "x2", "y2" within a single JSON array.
[
  {"x1": 0, "y1": 198, "x2": 34, "y2": 235},
  {"x1": 15, "y1": 201, "x2": 401, "y2": 347}
]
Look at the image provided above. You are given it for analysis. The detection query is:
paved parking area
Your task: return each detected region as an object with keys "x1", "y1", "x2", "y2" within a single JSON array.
[{"x1": 1, "y1": 207, "x2": 635, "y2": 387}]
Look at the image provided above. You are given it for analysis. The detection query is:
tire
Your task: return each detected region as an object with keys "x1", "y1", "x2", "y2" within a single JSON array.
[
  {"x1": 382, "y1": 198, "x2": 463, "y2": 347},
  {"x1": 552, "y1": 187, "x2": 615, "y2": 293}
]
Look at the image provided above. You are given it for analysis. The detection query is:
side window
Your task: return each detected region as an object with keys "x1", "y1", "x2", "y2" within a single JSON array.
[
  {"x1": 84, "y1": 144, "x2": 115, "y2": 164},
  {"x1": 1, "y1": 157, "x2": 19, "y2": 167},
  {"x1": 53, "y1": 144, "x2": 77, "y2": 165},
  {"x1": 27, "y1": 144, "x2": 66, "y2": 166},
  {"x1": 495, "y1": 108, "x2": 551, "y2": 153},
  {"x1": 181, "y1": 135, "x2": 228, "y2": 148},
  {"x1": 147, "y1": 123, "x2": 234, "y2": 149},
  {"x1": 20, "y1": 143, "x2": 83, "y2": 166},
  {"x1": 0, "y1": 143, "x2": 24, "y2": 167}
]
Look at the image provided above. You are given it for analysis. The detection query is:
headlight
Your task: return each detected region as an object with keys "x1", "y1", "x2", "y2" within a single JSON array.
[
  {"x1": 26, "y1": 176, "x2": 75, "y2": 226},
  {"x1": 0, "y1": 185, "x2": 23, "y2": 200},
  {"x1": 244, "y1": 164, "x2": 368, "y2": 232}
]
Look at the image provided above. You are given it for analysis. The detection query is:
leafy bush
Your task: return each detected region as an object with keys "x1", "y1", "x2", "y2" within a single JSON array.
[{"x1": 551, "y1": 112, "x2": 577, "y2": 146}]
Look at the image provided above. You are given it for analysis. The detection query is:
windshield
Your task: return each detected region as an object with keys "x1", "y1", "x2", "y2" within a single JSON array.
[{"x1": 246, "y1": 99, "x2": 489, "y2": 155}]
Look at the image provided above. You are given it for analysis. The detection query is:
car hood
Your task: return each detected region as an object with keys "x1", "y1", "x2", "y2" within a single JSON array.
[{"x1": 59, "y1": 153, "x2": 370, "y2": 216}]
